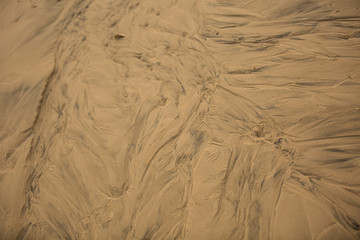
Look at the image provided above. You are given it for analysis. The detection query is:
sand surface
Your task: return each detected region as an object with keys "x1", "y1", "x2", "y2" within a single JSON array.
[{"x1": 1, "y1": 0, "x2": 360, "y2": 239}]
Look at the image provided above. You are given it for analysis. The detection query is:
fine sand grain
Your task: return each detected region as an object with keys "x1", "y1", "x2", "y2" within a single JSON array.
[{"x1": 0, "y1": 0, "x2": 360, "y2": 239}]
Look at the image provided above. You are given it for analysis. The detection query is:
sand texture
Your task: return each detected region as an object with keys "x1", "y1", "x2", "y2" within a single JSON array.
[{"x1": 1, "y1": 0, "x2": 360, "y2": 239}]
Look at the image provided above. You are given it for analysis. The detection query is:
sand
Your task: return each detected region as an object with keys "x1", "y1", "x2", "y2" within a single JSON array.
[{"x1": 0, "y1": 0, "x2": 360, "y2": 239}]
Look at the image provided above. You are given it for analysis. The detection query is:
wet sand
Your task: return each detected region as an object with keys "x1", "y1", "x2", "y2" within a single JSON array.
[{"x1": 0, "y1": 0, "x2": 360, "y2": 239}]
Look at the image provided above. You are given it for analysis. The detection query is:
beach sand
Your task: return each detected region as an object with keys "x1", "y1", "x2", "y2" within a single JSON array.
[{"x1": 0, "y1": 0, "x2": 360, "y2": 239}]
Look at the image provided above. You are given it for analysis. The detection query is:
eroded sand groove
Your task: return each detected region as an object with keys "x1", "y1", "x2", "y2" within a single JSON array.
[{"x1": 0, "y1": 0, "x2": 360, "y2": 239}]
